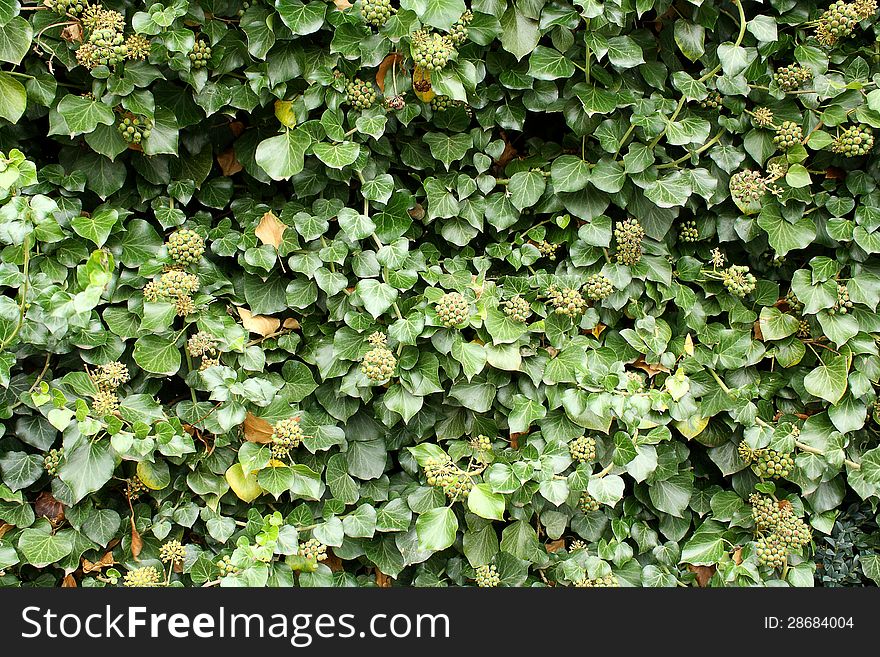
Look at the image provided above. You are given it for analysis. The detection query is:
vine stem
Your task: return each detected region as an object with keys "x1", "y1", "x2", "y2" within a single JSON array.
[{"x1": 656, "y1": 130, "x2": 725, "y2": 170}]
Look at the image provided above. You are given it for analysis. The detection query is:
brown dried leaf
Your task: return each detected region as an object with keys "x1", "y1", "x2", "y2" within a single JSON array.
[
  {"x1": 34, "y1": 491, "x2": 65, "y2": 524},
  {"x1": 82, "y1": 551, "x2": 116, "y2": 573},
  {"x1": 243, "y1": 411, "x2": 273, "y2": 444},
  {"x1": 217, "y1": 148, "x2": 243, "y2": 176},
  {"x1": 62, "y1": 574, "x2": 77, "y2": 587},
  {"x1": 510, "y1": 431, "x2": 524, "y2": 450},
  {"x1": 408, "y1": 203, "x2": 425, "y2": 220},
  {"x1": 375, "y1": 568, "x2": 393, "y2": 587},
  {"x1": 494, "y1": 130, "x2": 518, "y2": 169},
  {"x1": 254, "y1": 211, "x2": 288, "y2": 248},
  {"x1": 631, "y1": 356, "x2": 671, "y2": 378},
  {"x1": 732, "y1": 546, "x2": 743, "y2": 565},
  {"x1": 61, "y1": 23, "x2": 83, "y2": 43},
  {"x1": 238, "y1": 306, "x2": 281, "y2": 337},
  {"x1": 0, "y1": 523, "x2": 11, "y2": 539},
  {"x1": 333, "y1": 0, "x2": 353, "y2": 9},
  {"x1": 130, "y1": 517, "x2": 143, "y2": 560},
  {"x1": 545, "y1": 539, "x2": 566, "y2": 553},
  {"x1": 753, "y1": 320, "x2": 764, "y2": 341},
  {"x1": 282, "y1": 317, "x2": 300, "y2": 330},
  {"x1": 376, "y1": 53, "x2": 404, "y2": 93},
  {"x1": 590, "y1": 323, "x2": 607, "y2": 339},
  {"x1": 688, "y1": 564, "x2": 716, "y2": 587},
  {"x1": 324, "y1": 549, "x2": 344, "y2": 572}
]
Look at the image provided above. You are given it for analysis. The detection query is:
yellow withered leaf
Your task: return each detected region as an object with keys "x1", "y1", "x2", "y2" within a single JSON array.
[
  {"x1": 238, "y1": 306, "x2": 281, "y2": 337},
  {"x1": 254, "y1": 210, "x2": 288, "y2": 248},
  {"x1": 226, "y1": 463, "x2": 263, "y2": 503},
  {"x1": 412, "y1": 65, "x2": 435, "y2": 102},
  {"x1": 274, "y1": 99, "x2": 297, "y2": 129}
]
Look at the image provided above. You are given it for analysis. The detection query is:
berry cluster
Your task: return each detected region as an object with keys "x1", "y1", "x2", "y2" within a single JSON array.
[
  {"x1": 773, "y1": 121, "x2": 803, "y2": 150},
  {"x1": 830, "y1": 284, "x2": 854, "y2": 315},
  {"x1": 216, "y1": 555, "x2": 240, "y2": 576},
  {"x1": 299, "y1": 538, "x2": 328, "y2": 563},
  {"x1": 126, "y1": 476, "x2": 148, "y2": 500},
  {"x1": 730, "y1": 169, "x2": 767, "y2": 205},
  {"x1": 502, "y1": 295, "x2": 531, "y2": 322},
  {"x1": 679, "y1": 219, "x2": 699, "y2": 242},
  {"x1": 160, "y1": 539, "x2": 187, "y2": 565},
  {"x1": 739, "y1": 441, "x2": 795, "y2": 479},
  {"x1": 411, "y1": 30, "x2": 454, "y2": 71},
  {"x1": 569, "y1": 436, "x2": 597, "y2": 463},
  {"x1": 424, "y1": 456, "x2": 472, "y2": 501},
  {"x1": 699, "y1": 91, "x2": 722, "y2": 110},
  {"x1": 361, "y1": 0, "x2": 396, "y2": 27},
  {"x1": 44, "y1": 0, "x2": 89, "y2": 15},
  {"x1": 475, "y1": 564, "x2": 500, "y2": 587},
  {"x1": 361, "y1": 332, "x2": 397, "y2": 381},
  {"x1": 584, "y1": 273, "x2": 614, "y2": 301},
  {"x1": 189, "y1": 40, "x2": 212, "y2": 68},
  {"x1": 721, "y1": 264, "x2": 757, "y2": 298},
  {"x1": 117, "y1": 115, "x2": 152, "y2": 144},
  {"x1": 75, "y1": 9, "x2": 131, "y2": 70},
  {"x1": 547, "y1": 285, "x2": 586, "y2": 316},
  {"x1": 126, "y1": 34, "x2": 151, "y2": 60},
  {"x1": 435, "y1": 291, "x2": 469, "y2": 327},
  {"x1": 144, "y1": 270, "x2": 200, "y2": 316},
  {"x1": 832, "y1": 125, "x2": 874, "y2": 156},
  {"x1": 578, "y1": 492, "x2": 601, "y2": 513},
  {"x1": 536, "y1": 240, "x2": 560, "y2": 260},
  {"x1": 167, "y1": 229, "x2": 205, "y2": 266},
  {"x1": 123, "y1": 566, "x2": 162, "y2": 588},
  {"x1": 470, "y1": 435, "x2": 492, "y2": 452},
  {"x1": 815, "y1": 0, "x2": 871, "y2": 47},
  {"x1": 346, "y1": 78, "x2": 377, "y2": 110},
  {"x1": 43, "y1": 448, "x2": 63, "y2": 476},
  {"x1": 449, "y1": 10, "x2": 473, "y2": 46},
  {"x1": 575, "y1": 574, "x2": 618, "y2": 587},
  {"x1": 614, "y1": 218, "x2": 644, "y2": 266},
  {"x1": 270, "y1": 417, "x2": 305, "y2": 458},
  {"x1": 750, "y1": 494, "x2": 812, "y2": 570},
  {"x1": 773, "y1": 65, "x2": 812, "y2": 92}
]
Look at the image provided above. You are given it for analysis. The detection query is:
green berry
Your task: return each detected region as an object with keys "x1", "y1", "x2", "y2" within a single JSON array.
[
  {"x1": 502, "y1": 295, "x2": 531, "y2": 322},
  {"x1": 270, "y1": 417, "x2": 305, "y2": 458},
  {"x1": 614, "y1": 219, "x2": 644, "y2": 266},
  {"x1": 435, "y1": 291, "x2": 469, "y2": 327},
  {"x1": 346, "y1": 77, "x2": 378, "y2": 110},
  {"x1": 569, "y1": 436, "x2": 597, "y2": 463},
  {"x1": 167, "y1": 229, "x2": 205, "y2": 265},
  {"x1": 773, "y1": 121, "x2": 803, "y2": 150}
]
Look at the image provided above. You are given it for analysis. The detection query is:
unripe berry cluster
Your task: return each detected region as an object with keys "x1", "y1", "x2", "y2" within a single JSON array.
[
  {"x1": 270, "y1": 417, "x2": 305, "y2": 458},
  {"x1": 470, "y1": 435, "x2": 492, "y2": 452},
  {"x1": 126, "y1": 476, "x2": 148, "y2": 500},
  {"x1": 216, "y1": 555, "x2": 240, "y2": 576},
  {"x1": 815, "y1": 0, "x2": 861, "y2": 47},
  {"x1": 773, "y1": 65, "x2": 812, "y2": 91},
  {"x1": 424, "y1": 456, "x2": 472, "y2": 500},
  {"x1": 699, "y1": 91, "x2": 722, "y2": 110},
  {"x1": 721, "y1": 264, "x2": 757, "y2": 298},
  {"x1": 730, "y1": 169, "x2": 767, "y2": 204},
  {"x1": 167, "y1": 229, "x2": 205, "y2": 266},
  {"x1": 569, "y1": 436, "x2": 597, "y2": 463},
  {"x1": 829, "y1": 284, "x2": 854, "y2": 315},
  {"x1": 537, "y1": 240, "x2": 560, "y2": 260},
  {"x1": 189, "y1": 40, "x2": 212, "y2": 68},
  {"x1": 578, "y1": 492, "x2": 601, "y2": 513},
  {"x1": 475, "y1": 564, "x2": 500, "y2": 587},
  {"x1": 43, "y1": 448, "x2": 63, "y2": 476},
  {"x1": 773, "y1": 121, "x2": 803, "y2": 150},
  {"x1": 361, "y1": 0, "x2": 396, "y2": 26},
  {"x1": 346, "y1": 78, "x2": 377, "y2": 110},
  {"x1": 449, "y1": 10, "x2": 473, "y2": 46},
  {"x1": 832, "y1": 125, "x2": 874, "y2": 156},
  {"x1": 679, "y1": 219, "x2": 699, "y2": 242},
  {"x1": 584, "y1": 273, "x2": 614, "y2": 301},
  {"x1": 502, "y1": 295, "x2": 531, "y2": 322},
  {"x1": 435, "y1": 291, "x2": 469, "y2": 327},
  {"x1": 614, "y1": 218, "x2": 644, "y2": 266},
  {"x1": 299, "y1": 538, "x2": 328, "y2": 563},
  {"x1": 547, "y1": 285, "x2": 586, "y2": 316},
  {"x1": 411, "y1": 30, "x2": 455, "y2": 71}
]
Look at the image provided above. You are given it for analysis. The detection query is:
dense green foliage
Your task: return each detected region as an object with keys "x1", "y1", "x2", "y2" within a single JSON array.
[{"x1": 1, "y1": 0, "x2": 880, "y2": 588}]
